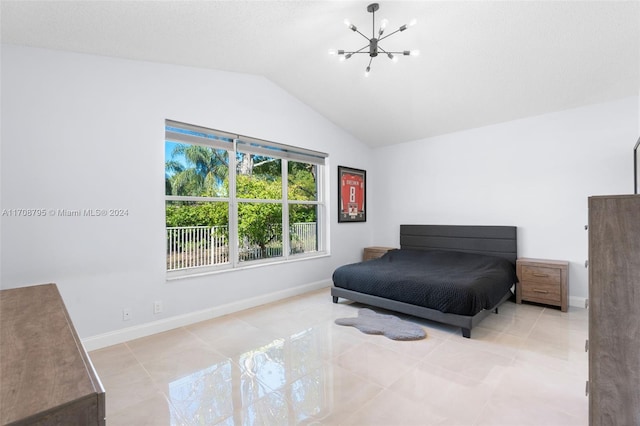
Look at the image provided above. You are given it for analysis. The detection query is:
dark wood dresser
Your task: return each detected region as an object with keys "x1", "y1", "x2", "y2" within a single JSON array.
[
  {"x1": 0, "y1": 283, "x2": 105, "y2": 425},
  {"x1": 588, "y1": 194, "x2": 640, "y2": 425}
]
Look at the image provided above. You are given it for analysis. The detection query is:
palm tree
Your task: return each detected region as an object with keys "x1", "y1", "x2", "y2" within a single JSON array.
[{"x1": 166, "y1": 144, "x2": 228, "y2": 197}]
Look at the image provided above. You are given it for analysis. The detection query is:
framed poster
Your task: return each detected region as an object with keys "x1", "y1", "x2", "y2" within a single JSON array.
[{"x1": 338, "y1": 166, "x2": 366, "y2": 222}]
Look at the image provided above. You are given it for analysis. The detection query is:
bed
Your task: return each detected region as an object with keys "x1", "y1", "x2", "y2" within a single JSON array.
[{"x1": 331, "y1": 225, "x2": 518, "y2": 338}]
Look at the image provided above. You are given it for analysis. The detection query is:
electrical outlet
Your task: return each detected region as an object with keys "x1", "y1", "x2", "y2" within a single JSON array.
[
  {"x1": 122, "y1": 308, "x2": 132, "y2": 321},
  {"x1": 154, "y1": 300, "x2": 163, "y2": 314}
]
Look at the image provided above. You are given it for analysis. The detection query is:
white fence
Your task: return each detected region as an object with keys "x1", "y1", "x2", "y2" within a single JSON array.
[{"x1": 166, "y1": 223, "x2": 317, "y2": 271}]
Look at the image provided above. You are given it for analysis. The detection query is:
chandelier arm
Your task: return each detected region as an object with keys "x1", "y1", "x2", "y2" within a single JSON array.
[
  {"x1": 366, "y1": 57, "x2": 374, "y2": 75},
  {"x1": 378, "y1": 47, "x2": 413, "y2": 55},
  {"x1": 352, "y1": 28, "x2": 371, "y2": 42},
  {"x1": 378, "y1": 29, "x2": 403, "y2": 42},
  {"x1": 342, "y1": 44, "x2": 370, "y2": 55}
]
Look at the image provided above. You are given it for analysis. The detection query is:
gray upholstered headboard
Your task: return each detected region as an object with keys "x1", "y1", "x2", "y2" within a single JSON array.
[{"x1": 400, "y1": 224, "x2": 518, "y2": 265}]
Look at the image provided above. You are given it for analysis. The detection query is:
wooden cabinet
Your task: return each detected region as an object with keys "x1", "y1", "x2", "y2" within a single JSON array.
[
  {"x1": 516, "y1": 258, "x2": 569, "y2": 312},
  {"x1": 0, "y1": 283, "x2": 105, "y2": 425},
  {"x1": 588, "y1": 195, "x2": 640, "y2": 425},
  {"x1": 362, "y1": 246, "x2": 395, "y2": 261}
]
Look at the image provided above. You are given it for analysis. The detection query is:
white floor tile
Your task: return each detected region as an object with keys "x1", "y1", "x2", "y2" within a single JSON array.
[{"x1": 90, "y1": 288, "x2": 589, "y2": 425}]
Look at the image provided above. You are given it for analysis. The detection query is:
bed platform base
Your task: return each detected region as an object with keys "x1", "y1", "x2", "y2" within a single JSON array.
[{"x1": 331, "y1": 286, "x2": 511, "y2": 338}]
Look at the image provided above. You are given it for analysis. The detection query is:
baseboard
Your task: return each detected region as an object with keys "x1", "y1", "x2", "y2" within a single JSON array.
[
  {"x1": 569, "y1": 296, "x2": 588, "y2": 309},
  {"x1": 82, "y1": 279, "x2": 332, "y2": 351}
]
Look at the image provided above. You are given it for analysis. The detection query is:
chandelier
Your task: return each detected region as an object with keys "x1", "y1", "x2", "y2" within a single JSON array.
[{"x1": 329, "y1": 3, "x2": 419, "y2": 76}]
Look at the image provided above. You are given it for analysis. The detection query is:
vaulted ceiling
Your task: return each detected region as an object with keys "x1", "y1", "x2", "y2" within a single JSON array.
[{"x1": 2, "y1": 1, "x2": 638, "y2": 147}]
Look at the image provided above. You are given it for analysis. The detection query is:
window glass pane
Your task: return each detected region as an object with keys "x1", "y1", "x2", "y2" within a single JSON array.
[
  {"x1": 166, "y1": 142, "x2": 229, "y2": 197},
  {"x1": 236, "y1": 152, "x2": 282, "y2": 199},
  {"x1": 289, "y1": 204, "x2": 317, "y2": 255},
  {"x1": 288, "y1": 161, "x2": 317, "y2": 201},
  {"x1": 238, "y1": 202, "x2": 282, "y2": 262},
  {"x1": 166, "y1": 200, "x2": 229, "y2": 270}
]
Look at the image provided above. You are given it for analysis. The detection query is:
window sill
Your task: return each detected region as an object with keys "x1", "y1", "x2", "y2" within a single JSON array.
[{"x1": 165, "y1": 251, "x2": 330, "y2": 282}]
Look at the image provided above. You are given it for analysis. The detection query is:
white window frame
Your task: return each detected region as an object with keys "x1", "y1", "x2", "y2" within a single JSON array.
[{"x1": 165, "y1": 120, "x2": 328, "y2": 279}]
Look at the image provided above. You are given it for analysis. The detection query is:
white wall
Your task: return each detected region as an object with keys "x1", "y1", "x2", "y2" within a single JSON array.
[
  {"x1": 2, "y1": 45, "x2": 636, "y2": 347},
  {"x1": 371, "y1": 97, "x2": 639, "y2": 306},
  {"x1": 0, "y1": 45, "x2": 374, "y2": 347}
]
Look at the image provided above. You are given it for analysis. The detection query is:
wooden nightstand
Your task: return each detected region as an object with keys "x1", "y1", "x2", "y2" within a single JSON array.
[
  {"x1": 363, "y1": 246, "x2": 395, "y2": 261},
  {"x1": 516, "y1": 258, "x2": 569, "y2": 312}
]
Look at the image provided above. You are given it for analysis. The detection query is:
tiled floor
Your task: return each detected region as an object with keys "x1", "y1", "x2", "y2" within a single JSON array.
[{"x1": 89, "y1": 288, "x2": 588, "y2": 425}]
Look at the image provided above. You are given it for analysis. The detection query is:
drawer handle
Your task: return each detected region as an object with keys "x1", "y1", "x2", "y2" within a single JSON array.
[
  {"x1": 532, "y1": 273, "x2": 549, "y2": 278},
  {"x1": 533, "y1": 289, "x2": 549, "y2": 294}
]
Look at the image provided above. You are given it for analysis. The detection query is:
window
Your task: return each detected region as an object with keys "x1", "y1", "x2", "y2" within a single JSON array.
[{"x1": 165, "y1": 120, "x2": 326, "y2": 275}]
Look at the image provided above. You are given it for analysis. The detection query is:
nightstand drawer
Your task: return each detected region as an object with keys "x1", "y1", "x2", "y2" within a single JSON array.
[
  {"x1": 521, "y1": 281, "x2": 561, "y2": 303},
  {"x1": 521, "y1": 265, "x2": 561, "y2": 285}
]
